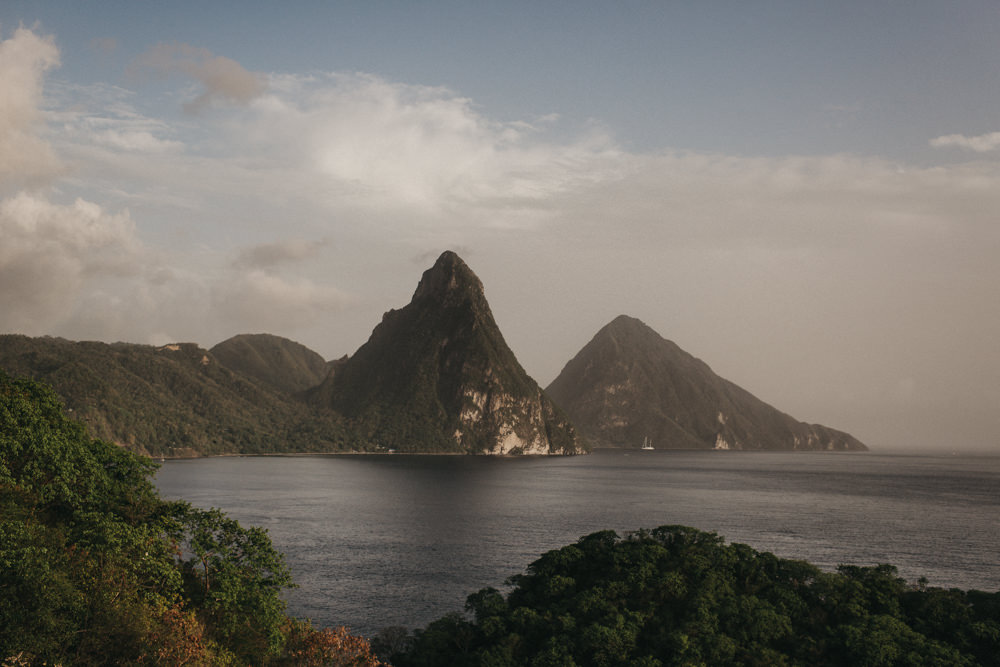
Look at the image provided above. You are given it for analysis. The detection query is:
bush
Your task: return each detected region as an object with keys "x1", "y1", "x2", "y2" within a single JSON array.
[
  {"x1": 394, "y1": 526, "x2": 1000, "y2": 667},
  {"x1": 0, "y1": 371, "x2": 375, "y2": 666}
]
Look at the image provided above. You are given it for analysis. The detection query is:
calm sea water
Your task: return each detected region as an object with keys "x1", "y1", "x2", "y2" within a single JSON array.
[{"x1": 155, "y1": 450, "x2": 1000, "y2": 636}]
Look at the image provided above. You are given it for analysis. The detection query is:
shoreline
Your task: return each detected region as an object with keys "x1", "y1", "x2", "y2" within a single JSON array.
[
  {"x1": 151, "y1": 449, "x2": 583, "y2": 461},
  {"x1": 150, "y1": 445, "x2": 879, "y2": 462}
]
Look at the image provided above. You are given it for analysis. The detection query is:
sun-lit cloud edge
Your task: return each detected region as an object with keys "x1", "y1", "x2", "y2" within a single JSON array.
[
  {"x1": 930, "y1": 130, "x2": 1000, "y2": 153},
  {"x1": 0, "y1": 25, "x2": 62, "y2": 186}
]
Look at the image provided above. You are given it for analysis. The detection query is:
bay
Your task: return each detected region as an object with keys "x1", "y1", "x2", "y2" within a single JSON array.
[{"x1": 154, "y1": 449, "x2": 1000, "y2": 637}]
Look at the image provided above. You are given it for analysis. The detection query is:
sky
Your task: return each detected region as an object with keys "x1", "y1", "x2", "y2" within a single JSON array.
[{"x1": 1, "y1": 1, "x2": 998, "y2": 452}]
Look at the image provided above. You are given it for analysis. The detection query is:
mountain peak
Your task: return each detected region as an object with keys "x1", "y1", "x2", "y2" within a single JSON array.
[
  {"x1": 411, "y1": 251, "x2": 485, "y2": 306},
  {"x1": 602, "y1": 315, "x2": 659, "y2": 339},
  {"x1": 312, "y1": 252, "x2": 585, "y2": 455},
  {"x1": 547, "y1": 317, "x2": 866, "y2": 452},
  {"x1": 609, "y1": 314, "x2": 644, "y2": 327},
  {"x1": 591, "y1": 315, "x2": 691, "y2": 365}
]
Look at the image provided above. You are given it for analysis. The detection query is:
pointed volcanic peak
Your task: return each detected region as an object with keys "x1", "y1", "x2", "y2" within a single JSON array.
[
  {"x1": 311, "y1": 251, "x2": 585, "y2": 455},
  {"x1": 411, "y1": 250, "x2": 489, "y2": 309},
  {"x1": 546, "y1": 315, "x2": 867, "y2": 451},
  {"x1": 210, "y1": 333, "x2": 331, "y2": 394}
]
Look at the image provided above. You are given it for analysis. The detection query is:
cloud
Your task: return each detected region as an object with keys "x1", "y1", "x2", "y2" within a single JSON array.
[
  {"x1": 239, "y1": 73, "x2": 621, "y2": 220},
  {"x1": 0, "y1": 192, "x2": 143, "y2": 333},
  {"x1": 929, "y1": 131, "x2": 1000, "y2": 152},
  {"x1": 131, "y1": 42, "x2": 266, "y2": 112},
  {"x1": 562, "y1": 150, "x2": 1000, "y2": 251},
  {"x1": 0, "y1": 26, "x2": 62, "y2": 186},
  {"x1": 0, "y1": 29, "x2": 354, "y2": 348},
  {"x1": 214, "y1": 270, "x2": 352, "y2": 331},
  {"x1": 93, "y1": 128, "x2": 183, "y2": 153},
  {"x1": 45, "y1": 81, "x2": 182, "y2": 151},
  {"x1": 233, "y1": 238, "x2": 328, "y2": 269},
  {"x1": 0, "y1": 28, "x2": 155, "y2": 337},
  {"x1": 43, "y1": 70, "x2": 624, "y2": 236}
]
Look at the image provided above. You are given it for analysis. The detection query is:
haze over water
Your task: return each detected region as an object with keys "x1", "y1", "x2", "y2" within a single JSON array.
[{"x1": 156, "y1": 450, "x2": 1000, "y2": 636}]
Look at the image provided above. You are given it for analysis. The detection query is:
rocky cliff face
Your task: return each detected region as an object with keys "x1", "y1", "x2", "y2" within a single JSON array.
[
  {"x1": 546, "y1": 315, "x2": 867, "y2": 451},
  {"x1": 310, "y1": 251, "x2": 585, "y2": 454}
]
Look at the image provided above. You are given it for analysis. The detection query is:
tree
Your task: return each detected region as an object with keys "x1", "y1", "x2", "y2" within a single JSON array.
[
  {"x1": 178, "y1": 506, "x2": 294, "y2": 661},
  {"x1": 1, "y1": 371, "x2": 377, "y2": 665},
  {"x1": 395, "y1": 526, "x2": 1000, "y2": 666}
]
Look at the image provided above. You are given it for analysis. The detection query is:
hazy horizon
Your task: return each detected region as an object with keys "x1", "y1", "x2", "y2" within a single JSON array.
[{"x1": 2, "y1": 2, "x2": 998, "y2": 452}]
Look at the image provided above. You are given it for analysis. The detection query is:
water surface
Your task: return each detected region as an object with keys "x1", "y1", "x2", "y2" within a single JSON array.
[{"x1": 155, "y1": 450, "x2": 1000, "y2": 636}]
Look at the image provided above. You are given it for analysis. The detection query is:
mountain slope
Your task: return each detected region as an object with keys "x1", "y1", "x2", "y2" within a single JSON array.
[
  {"x1": 0, "y1": 335, "x2": 345, "y2": 457},
  {"x1": 310, "y1": 251, "x2": 584, "y2": 454},
  {"x1": 210, "y1": 333, "x2": 331, "y2": 394},
  {"x1": 546, "y1": 315, "x2": 866, "y2": 451}
]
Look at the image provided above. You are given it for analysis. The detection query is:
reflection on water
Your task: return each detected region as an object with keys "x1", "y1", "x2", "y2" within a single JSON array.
[{"x1": 155, "y1": 450, "x2": 1000, "y2": 635}]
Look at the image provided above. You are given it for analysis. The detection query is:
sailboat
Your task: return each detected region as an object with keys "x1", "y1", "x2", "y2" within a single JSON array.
[{"x1": 641, "y1": 436, "x2": 654, "y2": 451}]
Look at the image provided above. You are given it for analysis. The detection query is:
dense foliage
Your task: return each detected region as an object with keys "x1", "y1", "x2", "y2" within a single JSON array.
[
  {"x1": 0, "y1": 335, "x2": 348, "y2": 458},
  {"x1": 391, "y1": 526, "x2": 1000, "y2": 667},
  {"x1": 208, "y1": 333, "x2": 333, "y2": 395},
  {"x1": 0, "y1": 371, "x2": 381, "y2": 666}
]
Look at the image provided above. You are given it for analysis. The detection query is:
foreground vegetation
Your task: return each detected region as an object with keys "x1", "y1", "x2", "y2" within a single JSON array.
[
  {"x1": 0, "y1": 371, "x2": 381, "y2": 666},
  {"x1": 5, "y1": 370, "x2": 999, "y2": 665},
  {"x1": 389, "y1": 528, "x2": 1000, "y2": 666}
]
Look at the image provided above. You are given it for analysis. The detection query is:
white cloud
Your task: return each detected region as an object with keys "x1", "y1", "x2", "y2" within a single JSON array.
[
  {"x1": 929, "y1": 131, "x2": 1000, "y2": 152},
  {"x1": 0, "y1": 192, "x2": 143, "y2": 333},
  {"x1": 0, "y1": 26, "x2": 62, "y2": 185},
  {"x1": 238, "y1": 73, "x2": 622, "y2": 220},
  {"x1": 560, "y1": 150, "x2": 1000, "y2": 254},
  {"x1": 40, "y1": 71, "x2": 624, "y2": 237},
  {"x1": 0, "y1": 30, "x2": 161, "y2": 338},
  {"x1": 95, "y1": 128, "x2": 183, "y2": 153}
]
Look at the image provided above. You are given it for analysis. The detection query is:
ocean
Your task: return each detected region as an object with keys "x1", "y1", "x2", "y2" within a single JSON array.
[{"x1": 154, "y1": 449, "x2": 1000, "y2": 637}]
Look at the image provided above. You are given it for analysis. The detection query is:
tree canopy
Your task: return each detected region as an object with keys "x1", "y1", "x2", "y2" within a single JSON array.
[
  {"x1": 0, "y1": 371, "x2": 381, "y2": 666},
  {"x1": 391, "y1": 526, "x2": 1000, "y2": 667}
]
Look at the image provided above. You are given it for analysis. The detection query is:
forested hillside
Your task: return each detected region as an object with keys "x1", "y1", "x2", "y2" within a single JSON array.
[
  {"x1": 0, "y1": 335, "x2": 347, "y2": 457},
  {"x1": 209, "y1": 333, "x2": 336, "y2": 395},
  {"x1": 0, "y1": 371, "x2": 381, "y2": 665}
]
